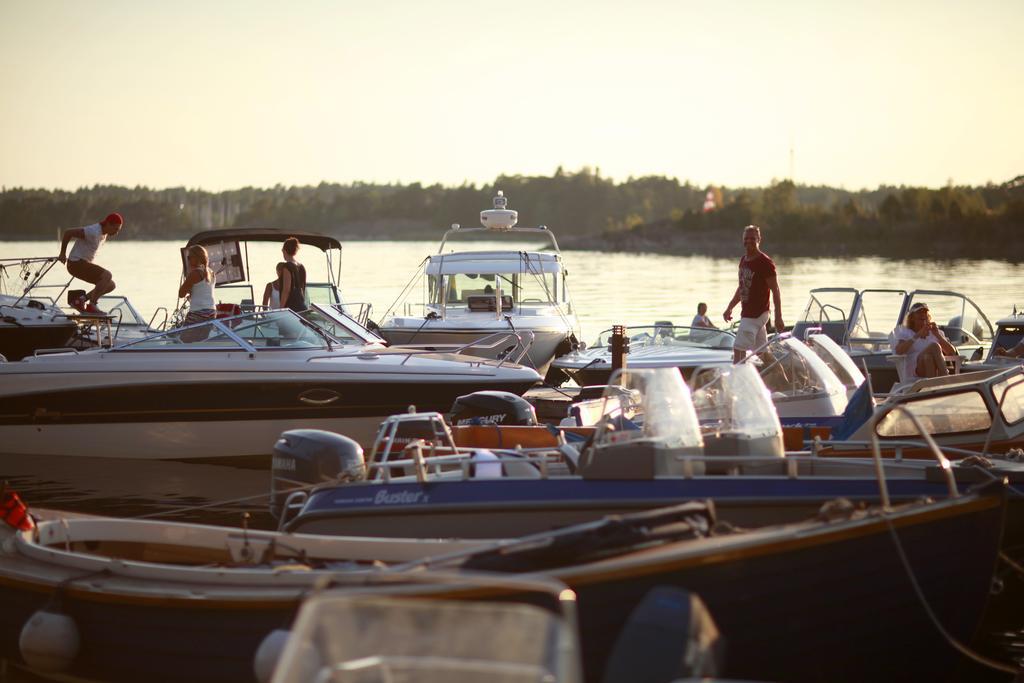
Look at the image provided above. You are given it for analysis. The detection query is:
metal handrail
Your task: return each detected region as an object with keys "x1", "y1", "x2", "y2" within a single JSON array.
[
  {"x1": 867, "y1": 404, "x2": 959, "y2": 510},
  {"x1": 148, "y1": 306, "x2": 169, "y2": 331}
]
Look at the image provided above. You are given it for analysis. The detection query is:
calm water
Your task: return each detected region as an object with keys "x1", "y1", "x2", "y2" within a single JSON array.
[
  {"x1": 2, "y1": 239, "x2": 1022, "y2": 681},
  {"x1": 3, "y1": 239, "x2": 1022, "y2": 341}
]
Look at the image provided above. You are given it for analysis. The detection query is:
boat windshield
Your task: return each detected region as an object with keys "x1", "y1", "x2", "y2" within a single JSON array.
[
  {"x1": 115, "y1": 310, "x2": 332, "y2": 351},
  {"x1": 428, "y1": 271, "x2": 558, "y2": 307},
  {"x1": 876, "y1": 389, "x2": 993, "y2": 437},
  {"x1": 302, "y1": 305, "x2": 382, "y2": 346},
  {"x1": 276, "y1": 591, "x2": 571, "y2": 683},
  {"x1": 905, "y1": 291, "x2": 993, "y2": 346},
  {"x1": 799, "y1": 289, "x2": 856, "y2": 326},
  {"x1": 691, "y1": 363, "x2": 782, "y2": 440},
  {"x1": 593, "y1": 368, "x2": 703, "y2": 449},
  {"x1": 98, "y1": 296, "x2": 147, "y2": 326},
  {"x1": 804, "y1": 333, "x2": 865, "y2": 390},
  {"x1": 591, "y1": 325, "x2": 735, "y2": 351},
  {"x1": 746, "y1": 337, "x2": 847, "y2": 399}
]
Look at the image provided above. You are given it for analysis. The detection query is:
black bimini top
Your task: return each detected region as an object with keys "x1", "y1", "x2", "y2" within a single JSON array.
[{"x1": 186, "y1": 228, "x2": 342, "y2": 252}]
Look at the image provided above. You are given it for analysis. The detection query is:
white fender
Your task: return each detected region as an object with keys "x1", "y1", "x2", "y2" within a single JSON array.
[{"x1": 19, "y1": 609, "x2": 80, "y2": 673}]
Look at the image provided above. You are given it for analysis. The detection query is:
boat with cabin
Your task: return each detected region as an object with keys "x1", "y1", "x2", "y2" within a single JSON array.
[
  {"x1": 375, "y1": 192, "x2": 581, "y2": 375},
  {"x1": 0, "y1": 307, "x2": 540, "y2": 464}
]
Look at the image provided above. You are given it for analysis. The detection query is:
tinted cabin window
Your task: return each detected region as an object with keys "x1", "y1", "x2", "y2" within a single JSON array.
[{"x1": 876, "y1": 391, "x2": 992, "y2": 437}]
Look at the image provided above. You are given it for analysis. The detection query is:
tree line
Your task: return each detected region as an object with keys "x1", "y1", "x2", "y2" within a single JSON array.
[{"x1": 1, "y1": 169, "x2": 1021, "y2": 259}]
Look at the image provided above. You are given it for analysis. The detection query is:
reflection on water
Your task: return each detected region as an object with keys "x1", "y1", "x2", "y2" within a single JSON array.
[{"x1": 0, "y1": 454, "x2": 275, "y2": 529}]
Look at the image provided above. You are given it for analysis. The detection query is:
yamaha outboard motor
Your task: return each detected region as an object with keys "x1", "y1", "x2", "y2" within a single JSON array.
[
  {"x1": 449, "y1": 390, "x2": 538, "y2": 427},
  {"x1": 270, "y1": 429, "x2": 365, "y2": 520}
]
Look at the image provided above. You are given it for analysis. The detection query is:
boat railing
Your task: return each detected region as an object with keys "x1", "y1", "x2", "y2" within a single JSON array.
[
  {"x1": 370, "y1": 439, "x2": 575, "y2": 484},
  {"x1": 0, "y1": 257, "x2": 65, "y2": 307},
  {"x1": 148, "y1": 306, "x2": 170, "y2": 331},
  {"x1": 811, "y1": 438, "x2": 995, "y2": 462},
  {"x1": 338, "y1": 302, "x2": 373, "y2": 327},
  {"x1": 390, "y1": 329, "x2": 535, "y2": 368},
  {"x1": 866, "y1": 405, "x2": 959, "y2": 509}
]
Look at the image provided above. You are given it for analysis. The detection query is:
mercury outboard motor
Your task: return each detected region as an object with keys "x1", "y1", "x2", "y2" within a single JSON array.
[
  {"x1": 449, "y1": 391, "x2": 538, "y2": 427},
  {"x1": 270, "y1": 429, "x2": 365, "y2": 520}
]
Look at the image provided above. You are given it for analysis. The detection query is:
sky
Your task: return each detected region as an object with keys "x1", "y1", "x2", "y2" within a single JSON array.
[{"x1": 0, "y1": 0, "x2": 1021, "y2": 192}]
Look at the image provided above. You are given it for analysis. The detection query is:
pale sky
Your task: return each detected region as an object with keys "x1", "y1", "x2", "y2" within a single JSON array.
[{"x1": 1, "y1": 0, "x2": 1020, "y2": 192}]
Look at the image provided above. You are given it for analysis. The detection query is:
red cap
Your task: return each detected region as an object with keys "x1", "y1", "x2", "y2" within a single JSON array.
[{"x1": 104, "y1": 212, "x2": 124, "y2": 226}]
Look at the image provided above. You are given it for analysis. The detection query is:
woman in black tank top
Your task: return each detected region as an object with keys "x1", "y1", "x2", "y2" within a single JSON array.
[{"x1": 278, "y1": 237, "x2": 307, "y2": 312}]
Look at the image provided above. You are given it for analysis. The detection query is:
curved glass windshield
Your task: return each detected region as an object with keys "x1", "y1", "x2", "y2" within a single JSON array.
[
  {"x1": 116, "y1": 311, "x2": 330, "y2": 350},
  {"x1": 594, "y1": 368, "x2": 703, "y2": 449},
  {"x1": 805, "y1": 333, "x2": 865, "y2": 390},
  {"x1": 692, "y1": 363, "x2": 782, "y2": 440},
  {"x1": 747, "y1": 337, "x2": 846, "y2": 398},
  {"x1": 591, "y1": 325, "x2": 735, "y2": 351}
]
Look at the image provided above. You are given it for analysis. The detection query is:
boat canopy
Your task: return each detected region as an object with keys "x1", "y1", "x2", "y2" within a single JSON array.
[
  {"x1": 692, "y1": 363, "x2": 783, "y2": 440},
  {"x1": 426, "y1": 251, "x2": 561, "y2": 276},
  {"x1": 186, "y1": 228, "x2": 342, "y2": 252}
]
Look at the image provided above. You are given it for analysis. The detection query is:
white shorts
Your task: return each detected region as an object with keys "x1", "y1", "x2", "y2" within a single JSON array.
[{"x1": 734, "y1": 312, "x2": 770, "y2": 352}]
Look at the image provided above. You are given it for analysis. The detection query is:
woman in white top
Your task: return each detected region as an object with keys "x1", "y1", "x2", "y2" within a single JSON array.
[
  {"x1": 178, "y1": 245, "x2": 217, "y2": 327},
  {"x1": 892, "y1": 301, "x2": 957, "y2": 380},
  {"x1": 262, "y1": 263, "x2": 285, "y2": 309}
]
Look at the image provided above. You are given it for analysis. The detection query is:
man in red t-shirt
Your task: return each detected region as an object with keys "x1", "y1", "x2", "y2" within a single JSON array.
[{"x1": 723, "y1": 225, "x2": 784, "y2": 361}]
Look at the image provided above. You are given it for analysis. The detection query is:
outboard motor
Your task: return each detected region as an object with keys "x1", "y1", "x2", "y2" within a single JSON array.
[
  {"x1": 449, "y1": 390, "x2": 537, "y2": 427},
  {"x1": 602, "y1": 586, "x2": 722, "y2": 682},
  {"x1": 270, "y1": 429, "x2": 365, "y2": 520}
]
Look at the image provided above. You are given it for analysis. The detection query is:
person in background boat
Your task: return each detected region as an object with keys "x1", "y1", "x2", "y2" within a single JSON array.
[
  {"x1": 278, "y1": 237, "x2": 307, "y2": 312},
  {"x1": 57, "y1": 212, "x2": 124, "y2": 315},
  {"x1": 178, "y1": 245, "x2": 217, "y2": 325},
  {"x1": 723, "y1": 225, "x2": 783, "y2": 362},
  {"x1": 262, "y1": 263, "x2": 285, "y2": 309},
  {"x1": 692, "y1": 303, "x2": 716, "y2": 329},
  {"x1": 891, "y1": 302, "x2": 957, "y2": 380},
  {"x1": 995, "y1": 341, "x2": 1024, "y2": 358}
]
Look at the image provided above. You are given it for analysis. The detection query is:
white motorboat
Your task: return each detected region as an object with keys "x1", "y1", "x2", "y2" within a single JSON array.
[
  {"x1": 0, "y1": 307, "x2": 541, "y2": 463},
  {"x1": 376, "y1": 192, "x2": 581, "y2": 376},
  {"x1": 0, "y1": 257, "x2": 161, "y2": 360},
  {"x1": 550, "y1": 323, "x2": 735, "y2": 386},
  {"x1": 792, "y1": 287, "x2": 994, "y2": 392},
  {"x1": 690, "y1": 336, "x2": 851, "y2": 424}
]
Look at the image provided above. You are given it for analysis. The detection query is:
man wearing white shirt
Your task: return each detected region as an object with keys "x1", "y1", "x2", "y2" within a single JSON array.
[{"x1": 58, "y1": 212, "x2": 123, "y2": 314}]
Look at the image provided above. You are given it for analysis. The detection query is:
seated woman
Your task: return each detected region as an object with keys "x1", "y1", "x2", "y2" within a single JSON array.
[{"x1": 891, "y1": 302, "x2": 958, "y2": 380}]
